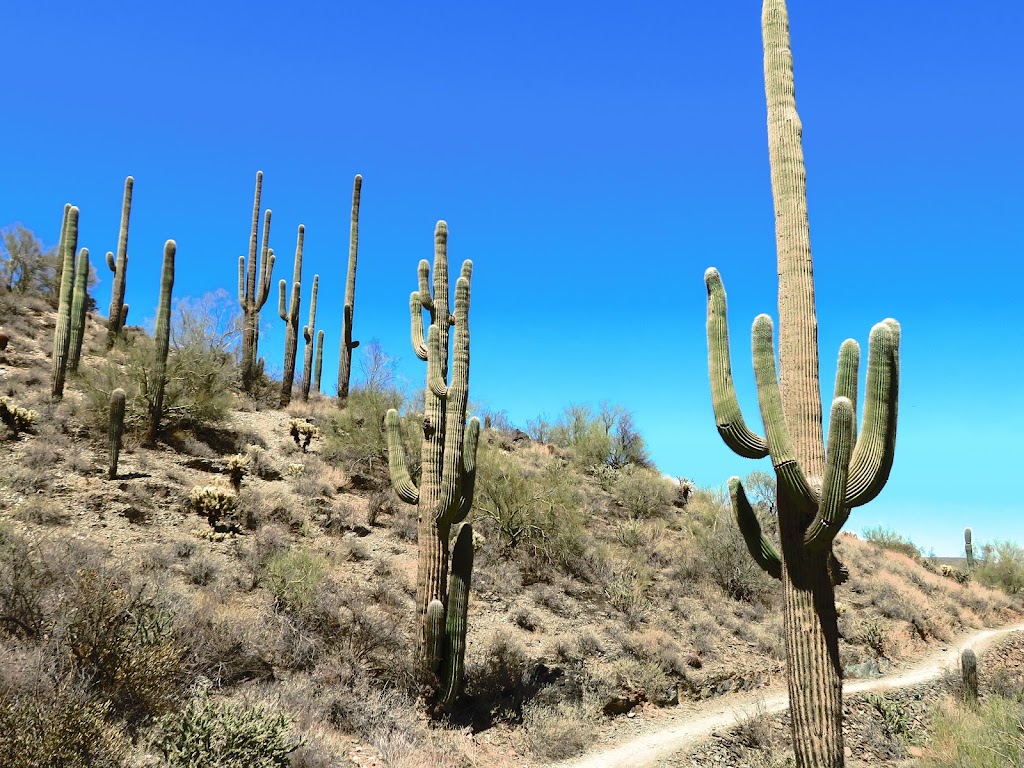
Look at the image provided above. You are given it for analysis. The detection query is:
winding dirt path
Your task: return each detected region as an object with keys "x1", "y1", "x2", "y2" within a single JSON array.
[{"x1": 555, "y1": 623, "x2": 1024, "y2": 768}]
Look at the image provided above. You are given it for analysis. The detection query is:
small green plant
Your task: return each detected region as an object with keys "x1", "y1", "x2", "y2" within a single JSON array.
[
  {"x1": 151, "y1": 683, "x2": 301, "y2": 768},
  {"x1": 864, "y1": 693, "x2": 913, "y2": 740},
  {"x1": 975, "y1": 541, "x2": 1024, "y2": 595},
  {"x1": 863, "y1": 526, "x2": 920, "y2": 560},
  {"x1": 264, "y1": 549, "x2": 328, "y2": 616}
]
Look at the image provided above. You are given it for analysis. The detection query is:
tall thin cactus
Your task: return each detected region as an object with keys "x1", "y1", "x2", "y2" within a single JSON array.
[
  {"x1": 238, "y1": 171, "x2": 275, "y2": 391},
  {"x1": 67, "y1": 247, "x2": 91, "y2": 372},
  {"x1": 301, "y1": 274, "x2": 319, "y2": 401},
  {"x1": 704, "y1": 2, "x2": 900, "y2": 766},
  {"x1": 147, "y1": 240, "x2": 175, "y2": 445},
  {"x1": 961, "y1": 648, "x2": 978, "y2": 705},
  {"x1": 312, "y1": 329, "x2": 324, "y2": 395},
  {"x1": 965, "y1": 527, "x2": 974, "y2": 569},
  {"x1": 278, "y1": 225, "x2": 303, "y2": 407},
  {"x1": 386, "y1": 221, "x2": 479, "y2": 709},
  {"x1": 106, "y1": 175, "x2": 132, "y2": 346},
  {"x1": 51, "y1": 205, "x2": 79, "y2": 401},
  {"x1": 337, "y1": 174, "x2": 362, "y2": 404},
  {"x1": 109, "y1": 388, "x2": 126, "y2": 480}
]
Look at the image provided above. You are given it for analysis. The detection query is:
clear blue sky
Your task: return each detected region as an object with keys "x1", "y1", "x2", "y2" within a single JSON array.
[{"x1": 3, "y1": 2, "x2": 1022, "y2": 555}]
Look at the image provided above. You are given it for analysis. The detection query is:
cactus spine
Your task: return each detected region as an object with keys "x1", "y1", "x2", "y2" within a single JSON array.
[
  {"x1": 386, "y1": 221, "x2": 479, "y2": 708},
  {"x1": 704, "y1": 3, "x2": 900, "y2": 766},
  {"x1": 147, "y1": 240, "x2": 175, "y2": 445},
  {"x1": 50, "y1": 205, "x2": 79, "y2": 401},
  {"x1": 312, "y1": 329, "x2": 324, "y2": 394},
  {"x1": 106, "y1": 175, "x2": 132, "y2": 346},
  {"x1": 109, "y1": 388, "x2": 126, "y2": 480},
  {"x1": 278, "y1": 225, "x2": 304, "y2": 407},
  {"x1": 67, "y1": 247, "x2": 91, "y2": 373},
  {"x1": 965, "y1": 527, "x2": 974, "y2": 569},
  {"x1": 337, "y1": 174, "x2": 362, "y2": 404},
  {"x1": 301, "y1": 274, "x2": 319, "y2": 401},
  {"x1": 238, "y1": 171, "x2": 275, "y2": 391}
]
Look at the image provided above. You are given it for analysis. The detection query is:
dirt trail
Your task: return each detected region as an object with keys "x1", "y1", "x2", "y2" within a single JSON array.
[{"x1": 555, "y1": 623, "x2": 1024, "y2": 768}]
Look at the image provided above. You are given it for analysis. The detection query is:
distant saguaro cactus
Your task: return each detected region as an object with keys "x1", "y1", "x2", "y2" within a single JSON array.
[
  {"x1": 337, "y1": 174, "x2": 362, "y2": 404},
  {"x1": 965, "y1": 527, "x2": 974, "y2": 569},
  {"x1": 703, "y1": 2, "x2": 900, "y2": 766},
  {"x1": 278, "y1": 225, "x2": 304, "y2": 407},
  {"x1": 109, "y1": 388, "x2": 126, "y2": 479},
  {"x1": 238, "y1": 171, "x2": 275, "y2": 391},
  {"x1": 386, "y1": 221, "x2": 479, "y2": 709},
  {"x1": 147, "y1": 240, "x2": 175, "y2": 445},
  {"x1": 106, "y1": 175, "x2": 133, "y2": 347},
  {"x1": 312, "y1": 329, "x2": 324, "y2": 395},
  {"x1": 301, "y1": 274, "x2": 319, "y2": 401},
  {"x1": 51, "y1": 205, "x2": 79, "y2": 401},
  {"x1": 67, "y1": 247, "x2": 91, "y2": 372}
]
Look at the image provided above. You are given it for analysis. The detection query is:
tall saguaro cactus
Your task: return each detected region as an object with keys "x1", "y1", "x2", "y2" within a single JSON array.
[
  {"x1": 965, "y1": 528, "x2": 974, "y2": 569},
  {"x1": 278, "y1": 225, "x2": 304, "y2": 407},
  {"x1": 704, "y1": 3, "x2": 900, "y2": 766},
  {"x1": 337, "y1": 174, "x2": 362, "y2": 404},
  {"x1": 147, "y1": 240, "x2": 175, "y2": 445},
  {"x1": 51, "y1": 205, "x2": 79, "y2": 401},
  {"x1": 109, "y1": 388, "x2": 126, "y2": 480},
  {"x1": 313, "y1": 329, "x2": 325, "y2": 395},
  {"x1": 301, "y1": 274, "x2": 319, "y2": 401},
  {"x1": 238, "y1": 171, "x2": 275, "y2": 391},
  {"x1": 386, "y1": 221, "x2": 479, "y2": 708},
  {"x1": 67, "y1": 247, "x2": 91, "y2": 372},
  {"x1": 106, "y1": 175, "x2": 132, "y2": 347}
]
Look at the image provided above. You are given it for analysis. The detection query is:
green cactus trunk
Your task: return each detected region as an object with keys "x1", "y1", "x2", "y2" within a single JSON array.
[
  {"x1": 703, "y1": 3, "x2": 900, "y2": 766},
  {"x1": 960, "y1": 648, "x2": 978, "y2": 705},
  {"x1": 106, "y1": 176, "x2": 132, "y2": 347},
  {"x1": 440, "y1": 522, "x2": 474, "y2": 707},
  {"x1": 965, "y1": 527, "x2": 974, "y2": 569},
  {"x1": 301, "y1": 274, "x2": 318, "y2": 401},
  {"x1": 67, "y1": 247, "x2": 91, "y2": 373},
  {"x1": 147, "y1": 240, "x2": 175, "y2": 445},
  {"x1": 312, "y1": 329, "x2": 324, "y2": 394},
  {"x1": 337, "y1": 174, "x2": 362, "y2": 404},
  {"x1": 278, "y1": 225, "x2": 303, "y2": 408},
  {"x1": 50, "y1": 205, "x2": 79, "y2": 401},
  {"x1": 238, "y1": 171, "x2": 275, "y2": 392},
  {"x1": 386, "y1": 221, "x2": 479, "y2": 709},
  {"x1": 109, "y1": 388, "x2": 126, "y2": 479}
]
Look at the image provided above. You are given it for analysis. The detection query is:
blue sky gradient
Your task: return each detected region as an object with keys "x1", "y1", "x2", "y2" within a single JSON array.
[{"x1": 3, "y1": 2, "x2": 1022, "y2": 555}]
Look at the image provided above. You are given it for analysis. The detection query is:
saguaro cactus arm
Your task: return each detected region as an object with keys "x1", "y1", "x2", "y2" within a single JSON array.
[
  {"x1": 386, "y1": 410, "x2": 420, "y2": 504},
  {"x1": 705, "y1": 269, "x2": 770, "y2": 459},
  {"x1": 730, "y1": 477, "x2": 782, "y2": 580}
]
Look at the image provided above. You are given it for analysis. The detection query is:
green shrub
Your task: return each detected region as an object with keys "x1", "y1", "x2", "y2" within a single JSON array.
[
  {"x1": 547, "y1": 402, "x2": 650, "y2": 470},
  {"x1": 264, "y1": 549, "x2": 328, "y2": 616},
  {"x1": 151, "y1": 686, "x2": 301, "y2": 768},
  {"x1": 975, "y1": 541, "x2": 1024, "y2": 595},
  {"x1": 922, "y1": 695, "x2": 1024, "y2": 767},
  {"x1": 862, "y1": 526, "x2": 920, "y2": 560},
  {"x1": 611, "y1": 465, "x2": 674, "y2": 519}
]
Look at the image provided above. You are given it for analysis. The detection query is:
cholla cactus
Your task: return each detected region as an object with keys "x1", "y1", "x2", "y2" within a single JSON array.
[
  {"x1": 0, "y1": 397, "x2": 37, "y2": 437},
  {"x1": 188, "y1": 486, "x2": 239, "y2": 531},
  {"x1": 288, "y1": 419, "x2": 319, "y2": 452},
  {"x1": 226, "y1": 453, "x2": 249, "y2": 491}
]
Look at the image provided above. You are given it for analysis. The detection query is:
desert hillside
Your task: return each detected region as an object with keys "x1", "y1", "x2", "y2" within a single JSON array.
[{"x1": 0, "y1": 292, "x2": 1019, "y2": 767}]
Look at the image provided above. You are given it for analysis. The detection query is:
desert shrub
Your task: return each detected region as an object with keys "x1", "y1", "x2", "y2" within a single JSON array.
[
  {"x1": 466, "y1": 631, "x2": 535, "y2": 723},
  {"x1": 921, "y1": 695, "x2": 1024, "y2": 768},
  {"x1": 474, "y1": 442, "x2": 593, "y2": 581},
  {"x1": 0, "y1": 224, "x2": 62, "y2": 300},
  {"x1": 975, "y1": 541, "x2": 1024, "y2": 595},
  {"x1": 264, "y1": 549, "x2": 328, "y2": 617},
  {"x1": 151, "y1": 684, "x2": 301, "y2": 768},
  {"x1": 0, "y1": 527, "x2": 54, "y2": 638},
  {"x1": 0, "y1": 681, "x2": 130, "y2": 768},
  {"x1": 611, "y1": 465, "x2": 674, "y2": 519},
  {"x1": 547, "y1": 401, "x2": 649, "y2": 470},
  {"x1": 862, "y1": 526, "x2": 920, "y2": 560},
  {"x1": 522, "y1": 701, "x2": 594, "y2": 760},
  {"x1": 58, "y1": 567, "x2": 184, "y2": 727}
]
